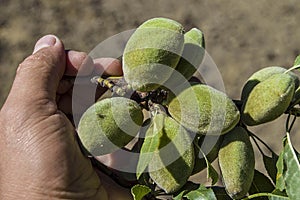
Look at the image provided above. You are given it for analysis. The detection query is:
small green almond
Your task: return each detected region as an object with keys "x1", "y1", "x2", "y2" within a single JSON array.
[
  {"x1": 123, "y1": 17, "x2": 185, "y2": 91},
  {"x1": 168, "y1": 84, "x2": 240, "y2": 135},
  {"x1": 175, "y1": 28, "x2": 205, "y2": 79},
  {"x1": 218, "y1": 126, "x2": 255, "y2": 199},
  {"x1": 78, "y1": 97, "x2": 143, "y2": 156},
  {"x1": 164, "y1": 28, "x2": 205, "y2": 88},
  {"x1": 241, "y1": 66, "x2": 299, "y2": 100},
  {"x1": 242, "y1": 73, "x2": 295, "y2": 126}
]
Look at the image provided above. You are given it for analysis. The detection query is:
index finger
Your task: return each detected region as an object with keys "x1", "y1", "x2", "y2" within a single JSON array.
[
  {"x1": 93, "y1": 58, "x2": 123, "y2": 76},
  {"x1": 66, "y1": 52, "x2": 123, "y2": 77}
]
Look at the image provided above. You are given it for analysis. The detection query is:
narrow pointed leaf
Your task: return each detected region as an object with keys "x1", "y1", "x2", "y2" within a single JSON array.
[
  {"x1": 184, "y1": 185, "x2": 217, "y2": 200},
  {"x1": 173, "y1": 190, "x2": 185, "y2": 200},
  {"x1": 293, "y1": 55, "x2": 300, "y2": 67},
  {"x1": 207, "y1": 162, "x2": 219, "y2": 186},
  {"x1": 198, "y1": 147, "x2": 219, "y2": 185},
  {"x1": 275, "y1": 149, "x2": 285, "y2": 191},
  {"x1": 136, "y1": 118, "x2": 162, "y2": 179},
  {"x1": 282, "y1": 132, "x2": 300, "y2": 199}
]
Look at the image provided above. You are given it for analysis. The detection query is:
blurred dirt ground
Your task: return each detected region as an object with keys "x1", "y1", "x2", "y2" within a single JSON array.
[{"x1": 1, "y1": 0, "x2": 300, "y2": 188}]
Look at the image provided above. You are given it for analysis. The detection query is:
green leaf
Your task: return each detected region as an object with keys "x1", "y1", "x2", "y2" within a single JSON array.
[
  {"x1": 293, "y1": 55, "x2": 300, "y2": 66},
  {"x1": 206, "y1": 160, "x2": 219, "y2": 186},
  {"x1": 249, "y1": 170, "x2": 274, "y2": 197},
  {"x1": 282, "y1": 132, "x2": 300, "y2": 199},
  {"x1": 173, "y1": 190, "x2": 185, "y2": 200},
  {"x1": 285, "y1": 54, "x2": 300, "y2": 74},
  {"x1": 131, "y1": 184, "x2": 151, "y2": 200},
  {"x1": 197, "y1": 143, "x2": 219, "y2": 185},
  {"x1": 263, "y1": 152, "x2": 278, "y2": 184},
  {"x1": 293, "y1": 148, "x2": 300, "y2": 161},
  {"x1": 275, "y1": 149, "x2": 285, "y2": 191},
  {"x1": 184, "y1": 185, "x2": 217, "y2": 200},
  {"x1": 136, "y1": 118, "x2": 162, "y2": 179},
  {"x1": 192, "y1": 135, "x2": 222, "y2": 175},
  {"x1": 138, "y1": 173, "x2": 154, "y2": 190},
  {"x1": 272, "y1": 133, "x2": 300, "y2": 199}
]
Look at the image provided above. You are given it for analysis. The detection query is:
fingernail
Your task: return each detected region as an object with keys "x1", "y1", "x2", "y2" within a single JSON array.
[{"x1": 33, "y1": 35, "x2": 58, "y2": 54}]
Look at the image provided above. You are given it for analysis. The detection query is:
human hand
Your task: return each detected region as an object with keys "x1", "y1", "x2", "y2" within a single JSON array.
[{"x1": 0, "y1": 35, "x2": 131, "y2": 200}]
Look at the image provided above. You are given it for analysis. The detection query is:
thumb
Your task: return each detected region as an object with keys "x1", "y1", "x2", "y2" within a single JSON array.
[{"x1": 9, "y1": 35, "x2": 66, "y2": 105}]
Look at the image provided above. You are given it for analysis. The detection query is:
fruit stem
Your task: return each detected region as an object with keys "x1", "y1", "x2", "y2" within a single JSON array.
[
  {"x1": 286, "y1": 107, "x2": 300, "y2": 116},
  {"x1": 91, "y1": 76, "x2": 130, "y2": 96},
  {"x1": 285, "y1": 113, "x2": 297, "y2": 133},
  {"x1": 284, "y1": 64, "x2": 300, "y2": 73},
  {"x1": 251, "y1": 135, "x2": 264, "y2": 156},
  {"x1": 247, "y1": 129, "x2": 276, "y2": 155},
  {"x1": 91, "y1": 76, "x2": 115, "y2": 88},
  {"x1": 233, "y1": 99, "x2": 243, "y2": 112}
]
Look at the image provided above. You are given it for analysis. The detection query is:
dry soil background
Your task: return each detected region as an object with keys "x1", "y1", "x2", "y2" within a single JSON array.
[{"x1": 0, "y1": 0, "x2": 300, "y2": 188}]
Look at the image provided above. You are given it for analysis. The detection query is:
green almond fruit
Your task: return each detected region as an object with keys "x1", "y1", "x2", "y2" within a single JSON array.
[
  {"x1": 218, "y1": 126, "x2": 255, "y2": 199},
  {"x1": 242, "y1": 73, "x2": 295, "y2": 126},
  {"x1": 174, "y1": 28, "x2": 205, "y2": 79},
  {"x1": 123, "y1": 17, "x2": 185, "y2": 91},
  {"x1": 241, "y1": 66, "x2": 299, "y2": 100},
  {"x1": 164, "y1": 81, "x2": 203, "y2": 106},
  {"x1": 137, "y1": 113, "x2": 194, "y2": 193},
  {"x1": 78, "y1": 97, "x2": 143, "y2": 156},
  {"x1": 163, "y1": 28, "x2": 205, "y2": 88},
  {"x1": 168, "y1": 84, "x2": 240, "y2": 135}
]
